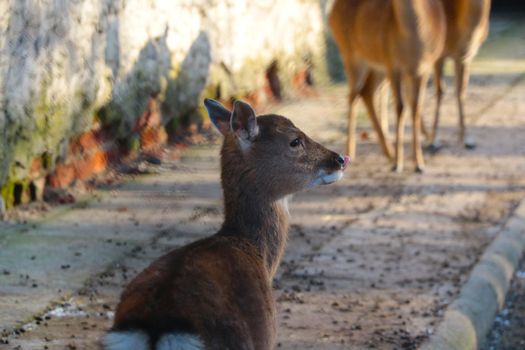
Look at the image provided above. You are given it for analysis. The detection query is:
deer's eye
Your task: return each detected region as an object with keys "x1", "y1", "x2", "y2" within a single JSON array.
[{"x1": 290, "y1": 138, "x2": 301, "y2": 148}]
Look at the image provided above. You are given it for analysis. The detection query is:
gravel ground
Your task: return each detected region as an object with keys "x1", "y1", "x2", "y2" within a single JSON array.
[
  {"x1": 483, "y1": 257, "x2": 525, "y2": 350},
  {"x1": 1, "y1": 14, "x2": 525, "y2": 350}
]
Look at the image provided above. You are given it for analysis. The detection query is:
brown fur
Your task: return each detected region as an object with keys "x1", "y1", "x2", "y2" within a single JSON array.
[
  {"x1": 329, "y1": 0, "x2": 446, "y2": 172},
  {"x1": 108, "y1": 100, "x2": 347, "y2": 349},
  {"x1": 429, "y1": 0, "x2": 491, "y2": 148}
]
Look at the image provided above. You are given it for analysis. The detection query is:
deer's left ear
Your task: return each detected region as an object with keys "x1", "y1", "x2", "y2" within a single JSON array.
[
  {"x1": 204, "y1": 98, "x2": 231, "y2": 135},
  {"x1": 231, "y1": 100, "x2": 259, "y2": 146}
]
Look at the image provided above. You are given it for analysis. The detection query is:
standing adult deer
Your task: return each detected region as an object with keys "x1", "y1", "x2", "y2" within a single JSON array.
[
  {"x1": 428, "y1": 0, "x2": 491, "y2": 150},
  {"x1": 103, "y1": 99, "x2": 349, "y2": 350},
  {"x1": 329, "y1": 0, "x2": 446, "y2": 172}
]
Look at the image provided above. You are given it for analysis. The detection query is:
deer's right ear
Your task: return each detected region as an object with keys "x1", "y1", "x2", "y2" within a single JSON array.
[
  {"x1": 204, "y1": 98, "x2": 231, "y2": 135},
  {"x1": 231, "y1": 100, "x2": 259, "y2": 143}
]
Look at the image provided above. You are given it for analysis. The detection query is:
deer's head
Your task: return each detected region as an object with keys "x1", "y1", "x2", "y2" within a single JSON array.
[{"x1": 204, "y1": 99, "x2": 349, "y2": 200}]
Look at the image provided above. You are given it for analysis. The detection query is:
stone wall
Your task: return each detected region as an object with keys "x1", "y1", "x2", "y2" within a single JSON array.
[{"x1": 0, "y1": 0, "x2": 331, "y2": 208}]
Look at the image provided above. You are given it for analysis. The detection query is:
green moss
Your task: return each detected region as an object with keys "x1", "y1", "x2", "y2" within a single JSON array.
[
  {"x1": 0, "y1": 180, "x2": 16, "y2": 209},
  {"x1": 1, "y1": 28, "x2": 329, "y2": 198},
  {"x1": 8, "y1": 78, "x2": 68, "y2": 181},
  {"x1": 0, "y1": 178, "x2": 32, "y2": 208},
  {"x1": 1, "y1": 54, "x2": 104, "y2": 195},
  {"x1": 41, "y1": 152, "x2": 54, "y2": 170},
  {"x1": 128, "y1": 134, "x2": 141, "y2": 153}
]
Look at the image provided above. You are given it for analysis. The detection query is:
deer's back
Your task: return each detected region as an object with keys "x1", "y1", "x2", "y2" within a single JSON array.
[
  {"x1": 112, "y1": 235, "x2": 276, "y2": 349},
  {"x1": 441, "y1": 0, "x2": 490, "y2": 60},
  {"x1": 329, "y1": 0, "x2": 445, "y2": 73}
]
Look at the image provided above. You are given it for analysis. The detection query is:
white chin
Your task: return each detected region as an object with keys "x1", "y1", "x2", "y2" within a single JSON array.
[
  {"x1": 309, "y1": 170, "x2": 343, "y2": 187},
  {"x1": 321, "y1": 171, "x2": 343, "y2": 184}
]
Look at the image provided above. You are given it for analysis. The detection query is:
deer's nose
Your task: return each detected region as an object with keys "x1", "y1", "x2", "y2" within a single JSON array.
[{"x1": 335, "y1": 154, "x2": 350, "y2": 170}]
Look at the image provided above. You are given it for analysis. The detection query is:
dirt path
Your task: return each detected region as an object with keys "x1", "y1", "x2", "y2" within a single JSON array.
[{"x1": 2, "y1": 14, "x2": 525, "y2": 350}]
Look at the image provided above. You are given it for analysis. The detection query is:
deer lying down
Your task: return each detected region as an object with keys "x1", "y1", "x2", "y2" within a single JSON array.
[{"x1": 103, "y1": 99, "x2": 350, "y2": 350}]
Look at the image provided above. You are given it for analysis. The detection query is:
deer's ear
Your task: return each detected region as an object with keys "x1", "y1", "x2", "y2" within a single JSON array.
[
  {"x1": 204, "y1": 98, "x2": 231, "y2": 135},
  {"x1": 231, "y1": 100, "x2": 259, "y2": 145}
]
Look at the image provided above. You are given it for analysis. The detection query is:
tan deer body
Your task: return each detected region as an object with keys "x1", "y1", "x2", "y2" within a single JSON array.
[
  {"x1": 429, "y1": 0, "x2": 491, "y2": 149},
  {"x1": 103, "y1": 99, "x2": 349, "y2": 350},
  {"x1": 329, "y1": 0, "x2": 446, "y2": 172}
]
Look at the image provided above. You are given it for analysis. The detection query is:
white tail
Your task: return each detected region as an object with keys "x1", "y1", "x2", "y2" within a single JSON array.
[
  {"x1": 329, "y1": 0, "x2": 446, "y2": 172},
  {"x1": 104, "y1": 99, "x2": 349, "y2": 350},
  {"x1": 156, "y1": 333, "x2": 204, "y2": 350},
  {"x1": 103, "y1": 331, "x2": 203, "y2": 350},
  {"x1": 103, "y1": 331, "x2": 149, "y2": 350}
]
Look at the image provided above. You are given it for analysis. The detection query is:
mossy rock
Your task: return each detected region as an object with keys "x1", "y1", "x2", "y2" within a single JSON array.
[{"x1": 0, "y1": 181, "x2": 16, "y2": 210}]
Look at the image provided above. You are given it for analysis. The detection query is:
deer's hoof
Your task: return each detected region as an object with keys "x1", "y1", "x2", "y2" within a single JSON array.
[
  {"x1": 415, "y1": 166, "x2": 425, "y2": 174},
  {"x1": 464, "y1": 141, "x2": 476, "y2": 150},
  {"x1": 391, "y1": 165, "x2": 403, "y2": 173},
  {"x1": 425, "y1": 141, "x2": 443, "y2": 155},
  {"x1": 463, "y1": 135, "x2": 476, "y2": 150}
]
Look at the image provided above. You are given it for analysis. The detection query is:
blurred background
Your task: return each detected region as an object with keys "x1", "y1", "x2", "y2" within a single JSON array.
[
  {"x1": 0, "y1": 0, "x2": 334, "y2": 210},
  {"x1": 0, "y1": 0, "x2": 523, "y2": 210}
]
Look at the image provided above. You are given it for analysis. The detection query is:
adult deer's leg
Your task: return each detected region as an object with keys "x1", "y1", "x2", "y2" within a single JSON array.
[
  {"x1": 344, "y1": 63, "x2": 367, "y2": 158},
  {"x1": 378, "y1": 81, "x2": 390, "y2": 140},
  {"x1": 389, "y1": 71, "x2": 405, "y2": 172},
  {"x1": 430, "y1": 57, "x2": 445, "y2": 149},
  {"x1": 361, "y1": 72, "x2": 394, "y2": 161},
  {"x1": 409, "y1": 74, "x2": 428, "y2": 173},
  {"x1": 346, "y1": 89, "x2": 359, "y2": 159},
  {"x1": 454, "y1": 58, "x2": 475, "y2": 149}
]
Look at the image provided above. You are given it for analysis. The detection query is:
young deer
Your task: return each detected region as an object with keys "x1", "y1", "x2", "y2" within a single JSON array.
[
  {"x1": 428, "y1": 0, "x2": 491, "y2": 149},
  {"x1": 329, "y1": 0, "x2": 446, "y2": 172},
  {"x1": 103, "y1": 99, "x2": 349, "y2": 350}
]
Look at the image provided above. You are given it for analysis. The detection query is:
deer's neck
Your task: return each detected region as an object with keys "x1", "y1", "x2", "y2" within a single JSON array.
[
  {"x1": 221, "y1": 189, "x2": 290, "y2": 278},
  {"x1": 218, "y1": 138, "x2": 290, "y2": 278}
]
